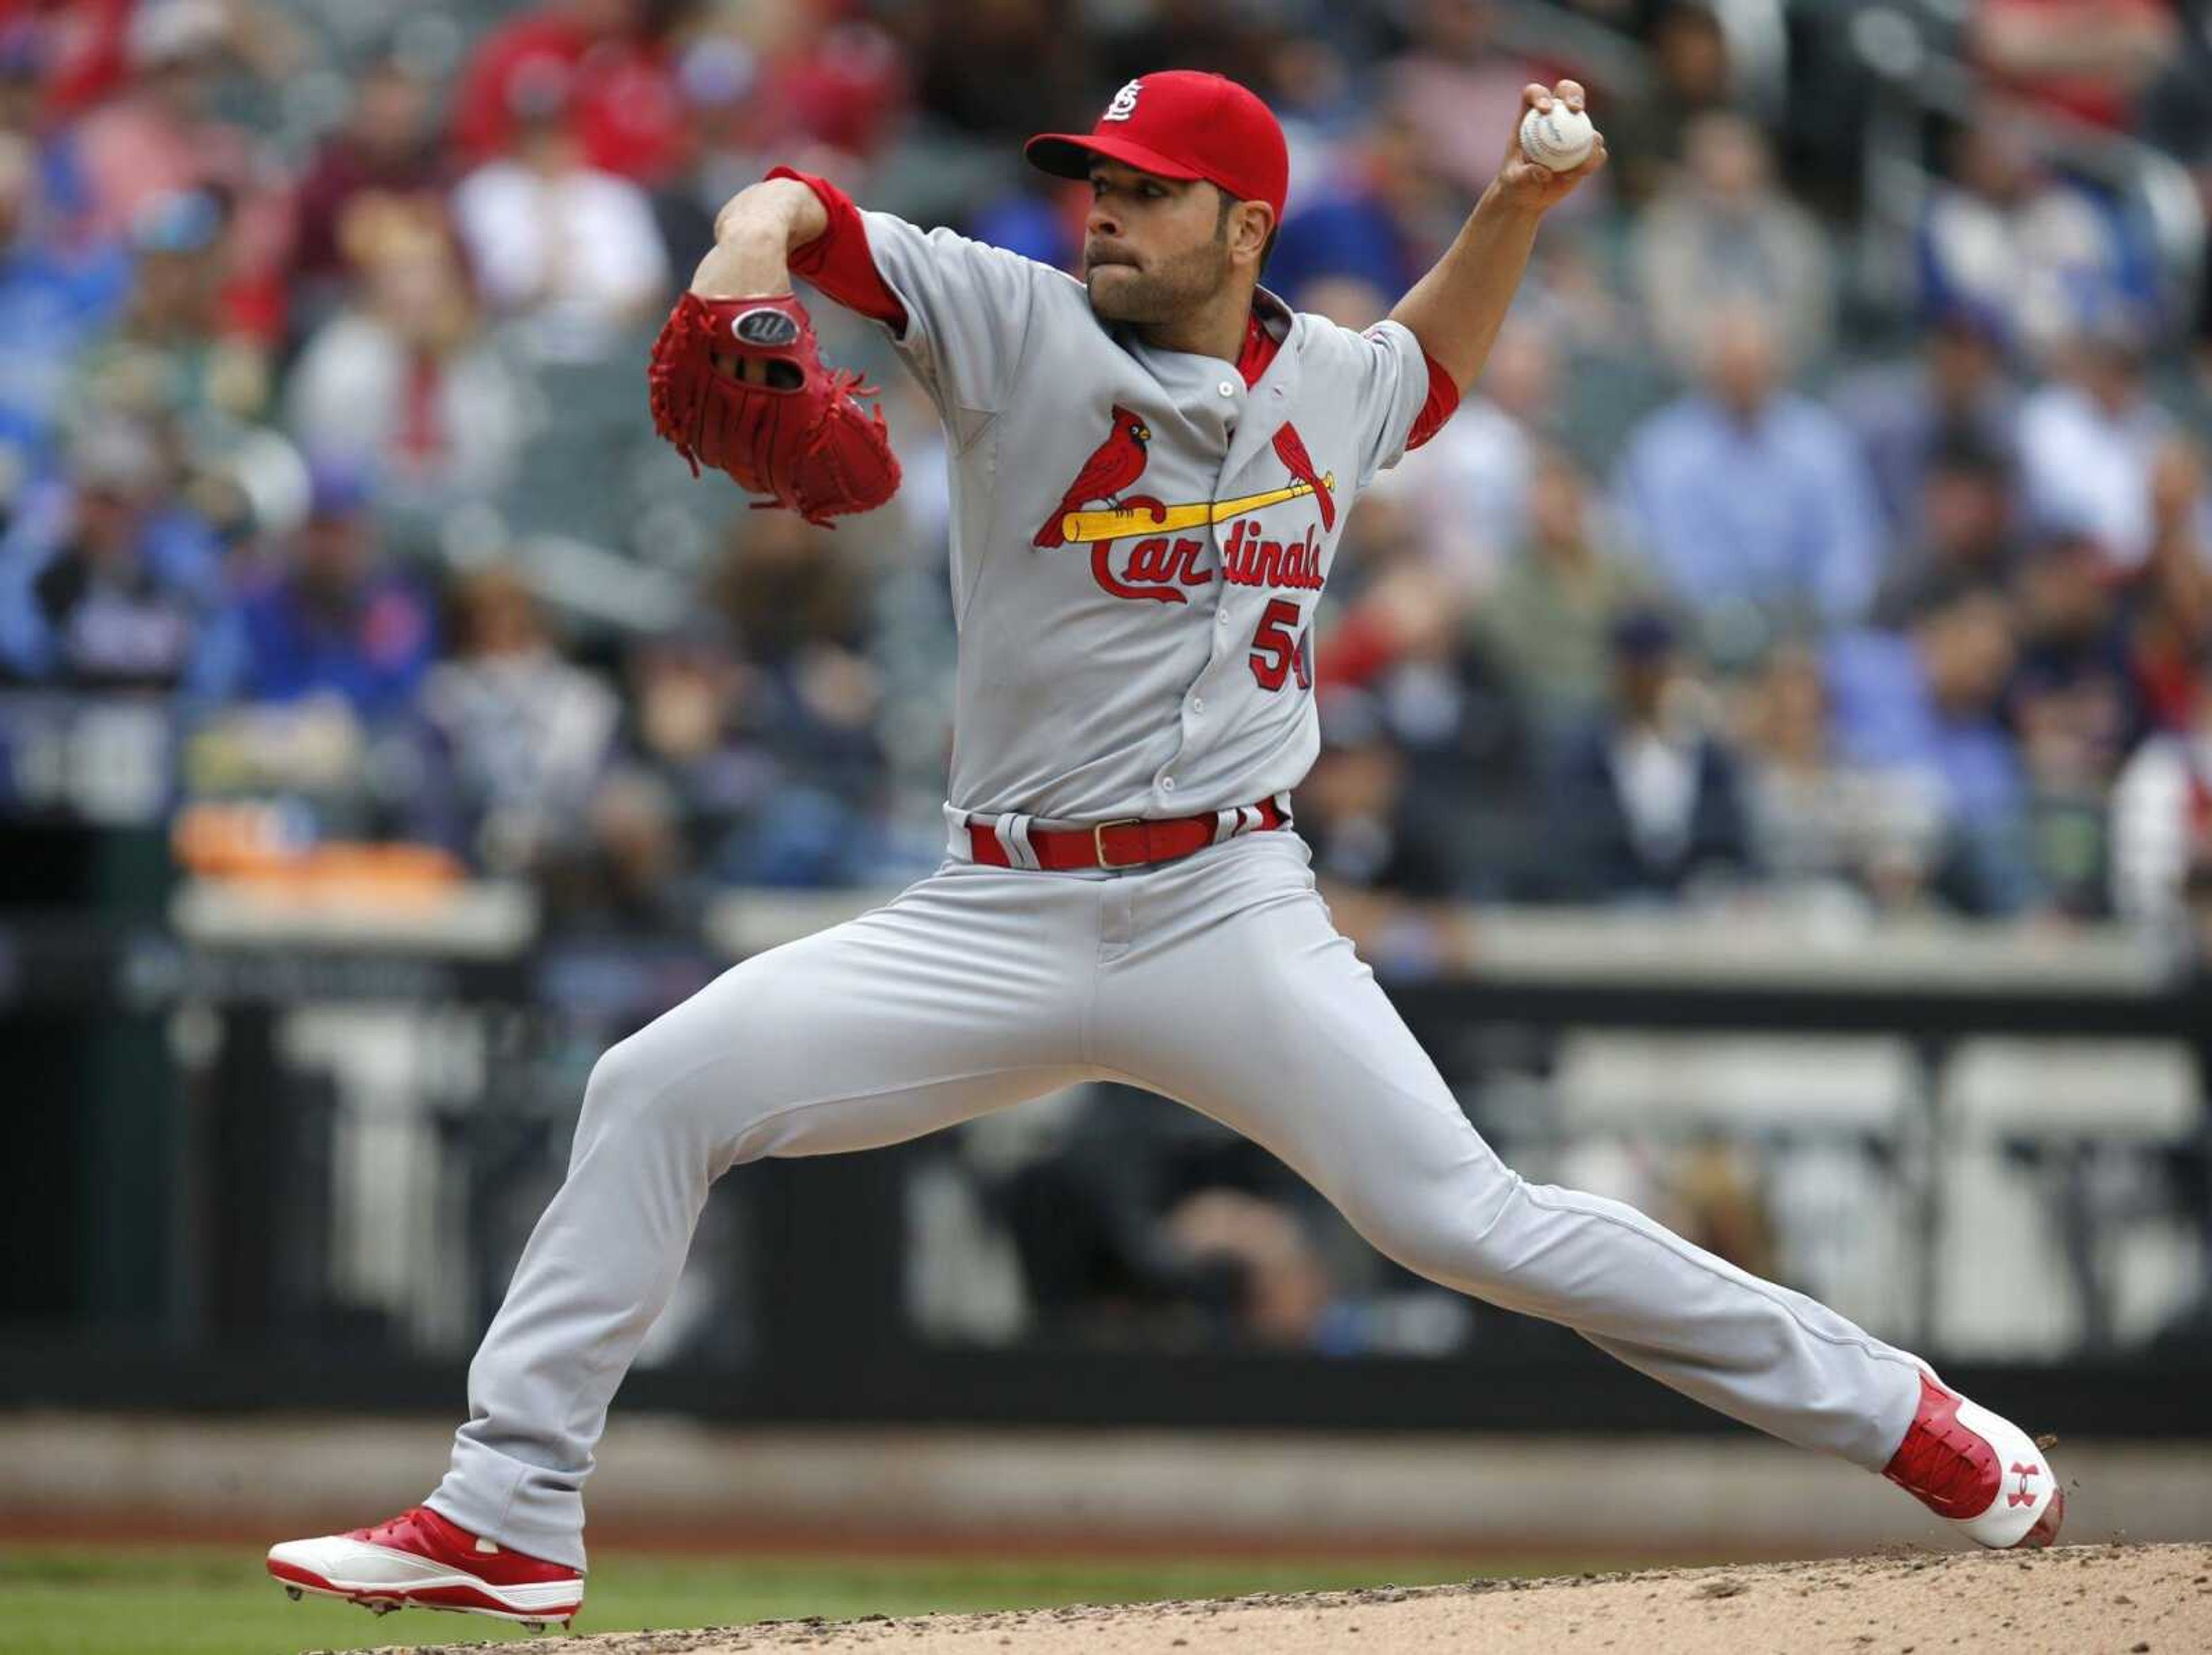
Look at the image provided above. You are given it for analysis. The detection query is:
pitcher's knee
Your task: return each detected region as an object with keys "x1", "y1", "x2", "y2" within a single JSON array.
[
  {"x1": 1369, "y1": 1216, "x2": 1505, "y2": 1293},
  {"x1": 577, "y1": 1015, "x2": 770, "y2": 1166},
  {"x1": 1350, "y1": 1172, "x2": 1525, "y2": 1296},
  {"x1": 578, "y1": 1036, "x2": 646, "y2": 1127},
  {"x1": 576, "y1": 1029, "x2": 696, "y2": 1143}
]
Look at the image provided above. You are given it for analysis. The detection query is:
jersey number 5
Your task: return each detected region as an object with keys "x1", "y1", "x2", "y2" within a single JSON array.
[{"x1": 1248, "y1": 597, "x2": 1312, "y2": 692}]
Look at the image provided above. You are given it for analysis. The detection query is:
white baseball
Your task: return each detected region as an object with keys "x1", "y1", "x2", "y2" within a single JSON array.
[{"x1": 1519, "y1": 103, "x2": 1596, "y2": 172}]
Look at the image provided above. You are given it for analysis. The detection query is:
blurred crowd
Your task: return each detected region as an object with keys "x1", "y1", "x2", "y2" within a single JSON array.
[{"x1": 6, "y1": 0, "x2": 2212, "y2": 945}]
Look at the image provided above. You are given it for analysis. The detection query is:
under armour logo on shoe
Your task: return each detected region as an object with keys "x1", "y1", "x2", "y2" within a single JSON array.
[
  {"x1": 476, "y1": 1536, "x2": 501, "y2": 1554},
  {"x1": 2006, "y1": 1462, "x2": 2042, "y2": 1508}
]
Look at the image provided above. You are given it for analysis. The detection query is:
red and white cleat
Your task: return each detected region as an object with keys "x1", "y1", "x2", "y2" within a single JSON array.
[
  {"x1": 1883, "y1": 1372, "x2": 2065, "y2": 1550},
  {"x1": 267, "y1": 1505, "x2": 583, "y2": 1630}
]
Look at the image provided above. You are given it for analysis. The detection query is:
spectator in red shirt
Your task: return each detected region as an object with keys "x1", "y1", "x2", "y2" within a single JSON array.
[
  {"x1": 7, "y1": 0, "x2": 135, "y2": 121},
  {"x1": 290, "y1": 55, "x2": 449, "y2": 313},
  {"x1": 71, "y1": 2, "x2": 296, "y2": 343},
  {"x1": 1972, "y1": 0, "x2": 2178, "y2": 131},
  {"x1": 773, "y1": 18, "x2": 909, "y2": 162},
  {"x1": 74, "y1": 2, "x2": 252, "y2": 241},
  {"x1": 2110, "y1": 652, "x2": 2212, "y2": 926},
  {"x1": 2131, "y1": 438, "x2": 2212, "y2": 731},
  {"x1": 451, "y1": 0, "x2": 696, "y2": 187}
]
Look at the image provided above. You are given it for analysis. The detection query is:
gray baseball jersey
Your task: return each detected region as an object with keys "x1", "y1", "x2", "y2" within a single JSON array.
[
  {"x1": 850, "y1": 209, "x2": 1427, "y2": 828},
  {"x1": 421, "y1": 194, "x2": 1944, "y2": 1571}
]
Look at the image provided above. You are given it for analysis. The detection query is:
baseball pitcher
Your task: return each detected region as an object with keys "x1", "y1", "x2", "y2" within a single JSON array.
[{"x1": 268, "y1": 74, "x2": 2062, "y2": 1631}]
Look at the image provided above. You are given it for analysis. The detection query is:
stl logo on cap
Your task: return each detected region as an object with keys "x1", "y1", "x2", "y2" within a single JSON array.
[{"x1": 1024, "y1": 70, "x2": 1289, "y2": 221}]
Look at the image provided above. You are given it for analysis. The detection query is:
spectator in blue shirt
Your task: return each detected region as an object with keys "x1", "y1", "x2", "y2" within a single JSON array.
[
  {"x1": 1616, "y1": 306, "x2": 1886, "y2": 666},
  {"x1": 1918, "y1": 116, "x2": 2158, "y2": 363},
  {"x1": 0, "y1": 416, "x2": 241, "y2": 694},
  {"x1": 1825, "y1": 580, "x2": 2037, "y2": 913},
  {"x1": 239, "y1": 465, "x2": 435, "y2": 719},
  {"x1": 0, "y1": 131, "x2": 128, "y2": 452}
]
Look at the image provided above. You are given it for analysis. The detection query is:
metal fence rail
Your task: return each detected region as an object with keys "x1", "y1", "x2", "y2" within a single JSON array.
[{"x1": 5, "y1": 892, "x2": 2207, "y2": 1435}]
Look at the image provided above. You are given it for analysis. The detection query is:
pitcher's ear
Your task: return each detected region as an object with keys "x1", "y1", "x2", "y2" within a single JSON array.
[{"x1": 1239, "y1": 201, "x2": 1276, "y2": 267}]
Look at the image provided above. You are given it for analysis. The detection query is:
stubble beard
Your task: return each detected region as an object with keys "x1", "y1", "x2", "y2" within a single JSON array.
[{"x1": 1085, "y1": 238, "x2": 1232, "y2": 325}]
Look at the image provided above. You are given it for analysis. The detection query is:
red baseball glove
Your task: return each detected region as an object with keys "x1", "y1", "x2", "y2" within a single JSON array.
[{"x1": 646, "y1": 291, "x2": 900, "y2": 528}]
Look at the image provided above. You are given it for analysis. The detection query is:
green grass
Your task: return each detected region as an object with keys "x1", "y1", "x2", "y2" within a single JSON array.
[{"x1": 0, "y1": 1544, "x2": 1540, "y2": 1655}]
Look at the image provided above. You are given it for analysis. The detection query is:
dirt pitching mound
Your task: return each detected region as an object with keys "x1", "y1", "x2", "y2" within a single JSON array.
[{"x1": 381, "y1": 1543, "x2": 2212, "y2": 1654}]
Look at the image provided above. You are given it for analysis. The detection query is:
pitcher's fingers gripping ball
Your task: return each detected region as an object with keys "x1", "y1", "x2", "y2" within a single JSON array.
[
  {"x1": 1519, "y1": 101, "x2": 1598, "y2": 171},
  {"x1": 1498, "y1": 80, "x2": 1607, "y2": 209},
  {"x1": 647, "y1": 290, "x2": 901, "y2": 527}
]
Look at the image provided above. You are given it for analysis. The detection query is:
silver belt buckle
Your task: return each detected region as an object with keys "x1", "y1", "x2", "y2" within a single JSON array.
[{"x1": 1091, "y1": 817, "x2": 1146, "y2": 870}]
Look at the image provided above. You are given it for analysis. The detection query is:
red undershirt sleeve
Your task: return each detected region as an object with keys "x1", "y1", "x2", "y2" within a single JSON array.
[
  {"x1": 1404, "y1": 349, "x2": 1461, "y2": 452},
  {"x1": 763, "y1": 165, "x2": 909, "y2": 333}
]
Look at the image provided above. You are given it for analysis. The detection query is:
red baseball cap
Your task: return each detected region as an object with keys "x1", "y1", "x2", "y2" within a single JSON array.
[{"x1": 1025, "y1": 71, "x2": 1288, "y2": 223}]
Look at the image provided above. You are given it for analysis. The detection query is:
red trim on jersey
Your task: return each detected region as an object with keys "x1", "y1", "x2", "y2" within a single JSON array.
[
  {"x1": 767, "y1": 166, "x2": 910, "y2": 331},
  {"x1": 1406, "y1": 349, "x2": 1460, "y2": 452},
  {"x1": 1237, "y1": 310, "x2": 1279, "y2": 387},
  {"x1": 1248, "y1": 321, "x2": 1454, "y2": 454},
  {"x1": 762, "y1": 172, "x2": 1456, "y2": 455}
]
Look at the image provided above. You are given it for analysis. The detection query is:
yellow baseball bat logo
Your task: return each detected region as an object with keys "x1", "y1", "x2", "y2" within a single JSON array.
[{"x1": 1059, "y1": 474, "x2": 1335, "y2": 546}]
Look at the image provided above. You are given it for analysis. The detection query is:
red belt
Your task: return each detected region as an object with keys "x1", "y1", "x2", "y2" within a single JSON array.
[{"x1": 967, "y1": 797, "x2": 1287, "y2": 872}]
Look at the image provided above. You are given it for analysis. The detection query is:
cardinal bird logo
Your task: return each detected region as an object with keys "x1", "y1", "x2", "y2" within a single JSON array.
[
  {"x1": 1270, "y1": 422, "x2": 1335, "y2": 531},
  {"x1": 1033, "y1": 405, "x2": 1165, "y2": 548}
]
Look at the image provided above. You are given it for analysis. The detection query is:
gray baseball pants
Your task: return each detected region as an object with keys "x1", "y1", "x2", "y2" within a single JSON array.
[{"x1": 427, "y1": 831, "x2": 1923, "y2": 1567}]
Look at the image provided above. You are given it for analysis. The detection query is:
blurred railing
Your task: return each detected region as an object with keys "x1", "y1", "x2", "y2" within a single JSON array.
[{"x1": 5, "y1": 855, "x2": 2207, "y2": 1433}]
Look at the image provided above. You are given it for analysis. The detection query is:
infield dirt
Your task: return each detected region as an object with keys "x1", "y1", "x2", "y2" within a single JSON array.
[{"x1": 366, "y1": 1542, "x2": 2211, "y2": 1654}]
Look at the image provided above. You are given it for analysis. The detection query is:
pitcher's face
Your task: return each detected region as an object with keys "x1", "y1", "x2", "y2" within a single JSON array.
[{"x1": 1081, "y1": 160, "x2": 1240, "y2": 325}]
